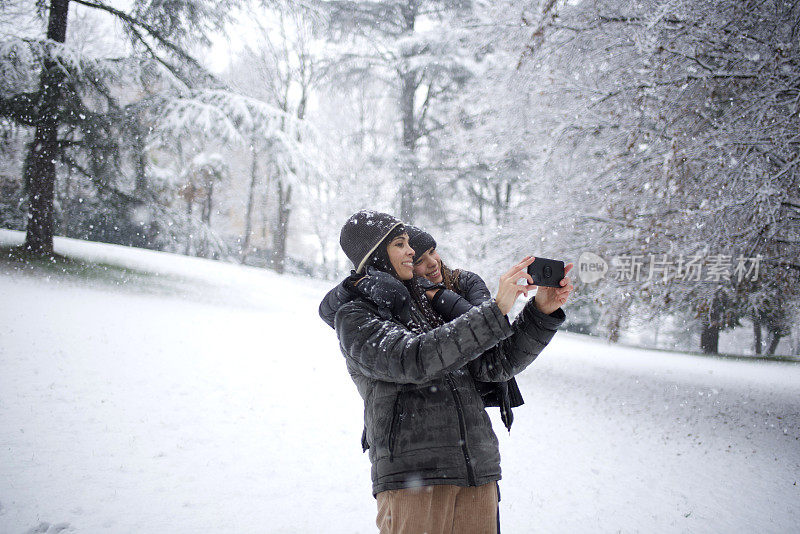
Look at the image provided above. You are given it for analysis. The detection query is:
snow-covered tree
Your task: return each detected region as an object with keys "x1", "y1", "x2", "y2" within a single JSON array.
[
  {"x1": 424, "y1": 0, "x2": 799, "y2": 353},
  {"x1": 313, "y1": 0, "x2": 481, "y2": 224},
  {"x1": 225, "y1": 3, "x2": 324, "y2": 271},
  {"x1": 0, "y1": 0, "x2": 236, "y2": 254}
]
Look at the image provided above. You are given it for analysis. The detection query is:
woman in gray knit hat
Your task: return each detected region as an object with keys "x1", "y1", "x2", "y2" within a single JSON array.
[{"x1": 327, "y1": 209, "x2": 573, "y2": 534}]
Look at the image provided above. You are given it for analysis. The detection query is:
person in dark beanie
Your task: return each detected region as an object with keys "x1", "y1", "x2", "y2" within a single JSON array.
[
  {"x1": 325, "y1": 209, "x2": 573, "y2": 534},
  {"x1": 405, "y1": 225, "x2": 525, "y2": 432},
  {"x1": 320, "y1": 210, "x2": 415, "y2": 325},
  {"x1": 339, "y1": 209, "x2": 406, "y2": 274}
]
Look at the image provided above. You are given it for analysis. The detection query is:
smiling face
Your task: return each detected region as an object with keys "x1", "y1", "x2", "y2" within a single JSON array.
[
  {"x1": 413, "y1": 247, "x2": 443, "y2": 284},
  {"x1": 386, "y1": 233, "x2": 415, "y2": 280}
]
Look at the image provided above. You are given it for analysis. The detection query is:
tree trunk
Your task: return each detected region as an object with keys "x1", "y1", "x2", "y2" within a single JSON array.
[
  {"x1": 202, "y1": 179, "x2": 214, "y2": 226},
  {"x1": 184, "y1": 194, "x2": 193, "y2": 256},
  {"x1": 197, "y1": 179, "x2": 214, "y2": 258},
  {"x1": 653, "y1": 314, "x2": 660, "y2": 347},
  {"x1": 700, "y1": 322, "x2": 720, "y2": 354},
  {"x1": 241, "y1": 147, "x2": 258, "y2": 264},
  {"x1": 128, "y1": 117, "x2": 149, "y2": 248},
  {"x1": 272, "y1": 179, "x2": 292, "y2": 274},
  {"x1": 700, "y1": 293, "x2": 723, "y2": 354},
  {"x1": 494, "y1": 184, "x2": 503, "y2": 225},
  {"x1": 399, "y1": 178, "x2": 414, "y2": 223},
  {"x1": 752, "y1": 315, "x2": 762, "y2": 355},
  {"x1": 398, "y1": 56, "x2": 417, "y2": 222},
  {"x1": 357, "y1": 86, "x2": 366, "y2": 150},
  {"x1": 63, "y1": 164, "x2": 72, "y2": 199},
  {"x1": 477, "y1": 190, "x2": 484, "y2": 225},
  {"x1": 766, "y1": 329, "x2": 781, "y2": 356},
  {"x1": 261, "y1": 165, "x2": 273, "y2": 241},
  {"x1": 607, "y1": 313, "x2": 622, "y2": 343},
  {"x1": 24, "y1": 0, "x2": 70, "y2": 254},
  {"x1": 133, "y1": 118, "x2": 148, "y2": 197},
  {"x1": 604, "y1": 301, "x2": 627, "y2": 343}
]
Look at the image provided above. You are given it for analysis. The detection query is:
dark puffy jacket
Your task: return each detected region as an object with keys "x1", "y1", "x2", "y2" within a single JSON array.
[
  {"x1": 454, "y1": 269, "x2": 492, "y2": 305},
  {"x1": 334, "y1": 293, "x2": 565, "y2": 496},
  {"x1": 321, "y1": 272, "x2": 525, "y2": 415},
  {"x1": 319, "y1": 281, "x2": 352, "y2": 329}
]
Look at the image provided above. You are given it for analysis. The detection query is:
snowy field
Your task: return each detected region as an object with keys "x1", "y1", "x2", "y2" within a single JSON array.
[{"x1": 1, "y1": 230, "x2": 798, "y2": 533}]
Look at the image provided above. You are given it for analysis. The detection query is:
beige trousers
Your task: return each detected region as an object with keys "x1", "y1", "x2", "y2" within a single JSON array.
[{"x1": 376, "y1": 483, "x2": 498, "y2": 534}]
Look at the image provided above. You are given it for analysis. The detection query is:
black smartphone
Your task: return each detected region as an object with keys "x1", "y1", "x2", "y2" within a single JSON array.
[{"x1": 527, "y1": 257, "x2": 565, "y2": 288}]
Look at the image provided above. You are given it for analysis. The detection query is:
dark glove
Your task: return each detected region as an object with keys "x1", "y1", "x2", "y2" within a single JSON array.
[
  {"x1": 417, "y1": 276, "x2": 445, "y2": 292},
  {"x1": 345, "y1": 266, "x2": 412, "y2": 323},
  {"x1": 416, "y1": 276, "x2": 448, "y2": 309}
]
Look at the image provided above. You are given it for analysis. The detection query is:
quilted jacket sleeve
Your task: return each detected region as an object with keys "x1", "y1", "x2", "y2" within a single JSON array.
[
  {"x1": 468, "y1": 297, "x2": 565, "y2": 382},
  {"x1": 430, "y1": 289, "x2": 474, "y2": 320},
  {"x1": 318, "y1": 280, "x2": 356, "y2": 329},
  {"x1": 458, "y1": 270, "x2": 492, "y2": 305},
  {"x1": 334, "y1": 299, "x2": 515, "y2": 384}
]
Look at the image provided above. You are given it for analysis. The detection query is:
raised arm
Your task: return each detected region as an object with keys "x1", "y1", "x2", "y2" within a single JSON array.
[
  {"x1": 335, "y1": 299, "x2": 514, "y2": 385},
  {"x1": 431, "y1": 283, "x2": 566, "y2": 382},
  {"x1": 448, "y1": 268, "x2": 569, "y2": 382},
  {"x1": 468, "y1": 297, "x2": 565, "y2": 382}
]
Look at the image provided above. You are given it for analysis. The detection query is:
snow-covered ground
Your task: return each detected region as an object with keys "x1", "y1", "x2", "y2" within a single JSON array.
[{"x1": 1, "y1": 230, "x2": 798, "y2": 533}]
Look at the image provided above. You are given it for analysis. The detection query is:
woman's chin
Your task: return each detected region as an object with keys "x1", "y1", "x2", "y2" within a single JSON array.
[{"x1": 398, "y1": 268, "x2": 414, "y2": 280}]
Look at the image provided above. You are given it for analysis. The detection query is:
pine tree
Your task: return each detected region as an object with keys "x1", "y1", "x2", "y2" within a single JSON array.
[{"x1": 0, "y1": 0, "x2": 236, "y2": 254}]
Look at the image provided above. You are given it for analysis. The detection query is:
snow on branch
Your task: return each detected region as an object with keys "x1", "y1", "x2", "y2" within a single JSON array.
[{"x1": 157, "y1": 89, "x2": 322, "y2": 180}]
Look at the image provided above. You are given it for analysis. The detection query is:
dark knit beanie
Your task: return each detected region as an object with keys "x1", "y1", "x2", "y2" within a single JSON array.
[
  {"x1": 406, "y1": 225, "x2": 437, "y2": 258},
  {"x1": 340, "y1": 210, "x2": 404, "y2": 273}
]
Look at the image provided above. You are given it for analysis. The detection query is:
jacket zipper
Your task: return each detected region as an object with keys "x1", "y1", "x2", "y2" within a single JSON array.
[
  {"x1": 446, "y1": 373, "x2": 476, "y2": 485},
  {"x1": 388, "y1": 392, "x2": 403, "y2": 462}
]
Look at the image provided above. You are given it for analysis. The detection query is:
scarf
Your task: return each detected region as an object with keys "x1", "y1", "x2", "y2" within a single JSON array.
[{"x1": 403, "y1": 277, "x2": 445, "y2": 334}]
